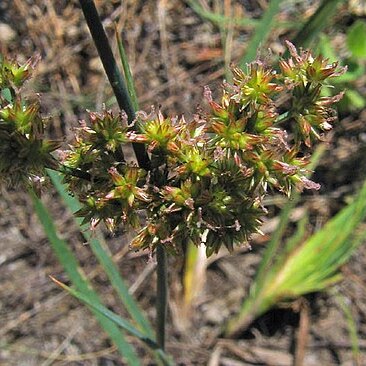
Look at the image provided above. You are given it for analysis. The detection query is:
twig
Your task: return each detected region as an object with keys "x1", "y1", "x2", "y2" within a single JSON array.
[{"x1": 293, "y1": 299, "x2": 310, "y2": 366}]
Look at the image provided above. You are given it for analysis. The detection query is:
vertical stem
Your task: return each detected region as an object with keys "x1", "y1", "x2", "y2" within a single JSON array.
[
  {"x1": 79, "y1": 0, "x2": 169, "y2": 353},
  {"x1": 78, "y1": 0, "x2": 150, "y2": 171},
  {"x1": 156, "y1": 245, "x2": 168, "y2": 350}
]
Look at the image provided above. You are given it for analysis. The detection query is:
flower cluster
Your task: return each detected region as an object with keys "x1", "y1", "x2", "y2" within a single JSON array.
[
  {"x1": 0, "y1": 55, "x2": 60, "y2": 188},
  {"x1": 62, "y1": 109, "x2": 150, "y2": 230},
  {"x1": 0, "y1": 42, "x2": 346, "y2": 256},
  {"x1": 279, "y1": 41, "x2": 346, "y2": 146}
]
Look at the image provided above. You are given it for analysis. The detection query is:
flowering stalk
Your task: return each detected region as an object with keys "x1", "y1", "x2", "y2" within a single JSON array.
[
  {"x1": 156, "y1": 245, "x2": 168, "y2": 350},
  {"x1": 0, "y1": 40, "x2": 346, "y2": 358}
]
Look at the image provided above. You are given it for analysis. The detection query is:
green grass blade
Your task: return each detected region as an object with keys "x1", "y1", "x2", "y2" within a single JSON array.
[
  {"x1": 226, "y1": 180, "x2": 366, "y2": 336},
  {"x1": 282, "y1": 214, "x2": 308, "y2": 254},
  {"x1": 239, "y1": 0, "x2": 284, "y2": 68},
  {"x1": 186, "y1": 0, "x2": 299, "y2": 30},
  {"x1": 50, "y1": 276, "x2": 156, "y2": 347},
  {"x1": 269, "y1": 184, "x2": 366, "y2": 293},
  {"x1": 115, "y1": 25, "x2": 139, "y2": 112},
  {"x1": 288, "y1": 0, "x2": 343, "y2": 51},
  {"x1": 185, "y1": 0, "x2": 258, "y2": 28},
  {"x1": 285, "y1": 184, "x2": 366, "y2": 271},
  {"x1": 30, "y1": 190, "x2": 141, "y2": 366},
  {"x1": 333, "y1": 292, "x2": 360, "y2": 364},
  {"x1": 47, "y1": 169, "x2": 154, "y2": 339},
  {"x1": 253, "y1": 145, "x2": 326, "y2": 295},
  {"x1": 51, "y1": 277, "x2": 174, "y2": 366}
]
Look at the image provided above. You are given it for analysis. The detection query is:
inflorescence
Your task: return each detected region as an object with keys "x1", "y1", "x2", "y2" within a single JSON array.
[{"x1": 0, "y1": 42, "x2": 346, "y2": 256}]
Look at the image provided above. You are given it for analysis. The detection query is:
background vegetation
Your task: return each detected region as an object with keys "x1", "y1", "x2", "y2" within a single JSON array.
[{"x1": 1, "y1": 0, "x2": 366, "y2": 365}]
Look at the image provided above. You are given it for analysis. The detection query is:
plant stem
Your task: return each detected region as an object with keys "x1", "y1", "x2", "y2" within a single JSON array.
[
  {"x1": 78, "y1": 0, "x2": 150, "y2": 171},
  {"x1": 275, "y1": 111, "x2": 291, "y2": 124},
  {"x1": 79, "y1": 0, "x2": 169, "y2": 354},
  {"x1": 156, "y1": 245, "x2": 168, "y2": 350}
]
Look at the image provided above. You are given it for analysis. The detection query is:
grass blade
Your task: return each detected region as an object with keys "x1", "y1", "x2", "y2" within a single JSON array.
[
  {"x1": 51, "y1": 277, "x2": 174, "y2": 366},
  {"x1": 30, "y1": 190, "x2": 141, "y2": 365},
  {"x1": 185, "y1": 0, "x2": 258, "y2": 28},
  {"x1": 47, "y1": 169, "x2": 154, "y2": 339},
  {"x1": 239, "y1": 0, "x2": 284, "y2": 68},
  {"x1": 50, "y1": 277, "x2": 156, "y2": 347},
  {"x1": 333, "y1": 291, "x2": 360, "y2": 364},
  {"x1": 288, "y1": 0, "x2": 343, "y2": 51},
  {"x1": 253, "y1": 145, "x2": 326, "y2": 294},
  {"x1": 115, "y1": 25, "x2": 139, "y2": 112},
  {"x1": 226, "y1": 179, "x2": 366, "y2": 337},
  {"x1": 45, "y1": 20, "x2": 159, "y2": 362}
]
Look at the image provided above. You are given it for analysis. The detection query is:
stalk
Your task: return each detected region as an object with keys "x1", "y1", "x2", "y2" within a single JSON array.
[
  {"x1": 78, "y1": 0, "x2": 150, "y2": 171},
  {"x1": 156, "y1": 245, "x2": 168, "y2": 350},
  {"x1": 77, "y1": 3, "x2": 169, "y2": 351}
]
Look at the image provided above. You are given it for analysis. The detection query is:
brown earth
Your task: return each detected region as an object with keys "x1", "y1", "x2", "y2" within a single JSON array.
[{"x1": 1, "y1": 1, "x2": 366, "y2": 365}]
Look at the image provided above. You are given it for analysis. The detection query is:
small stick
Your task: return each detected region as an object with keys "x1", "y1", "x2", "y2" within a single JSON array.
[{"x1": 293, "y1": 299, "x2": 310, "y2": 366}]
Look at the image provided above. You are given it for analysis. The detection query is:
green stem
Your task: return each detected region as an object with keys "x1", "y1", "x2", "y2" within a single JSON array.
[
  {"x1": 275, "y1": 111, "x2": 291, "y2": 124},
  {"x1": 78, "y1": 0, "x2": 150, "y2": 171},
  {"x1": 79, "y1": 0, "x2": 169, "y2": 356},
  {"x1": 156, "y1": 245, "x2": 168, "y2": 350}
]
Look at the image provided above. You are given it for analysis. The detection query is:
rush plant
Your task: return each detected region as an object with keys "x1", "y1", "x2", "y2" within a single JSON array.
[{"x1": 0, "y1": 1, "x2": 347, "y2": 362}]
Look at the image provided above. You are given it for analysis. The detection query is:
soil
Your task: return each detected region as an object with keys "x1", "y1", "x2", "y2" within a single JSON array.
[{"x1": 1, "y1": 1, "x2": 366, "y2": 365}]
